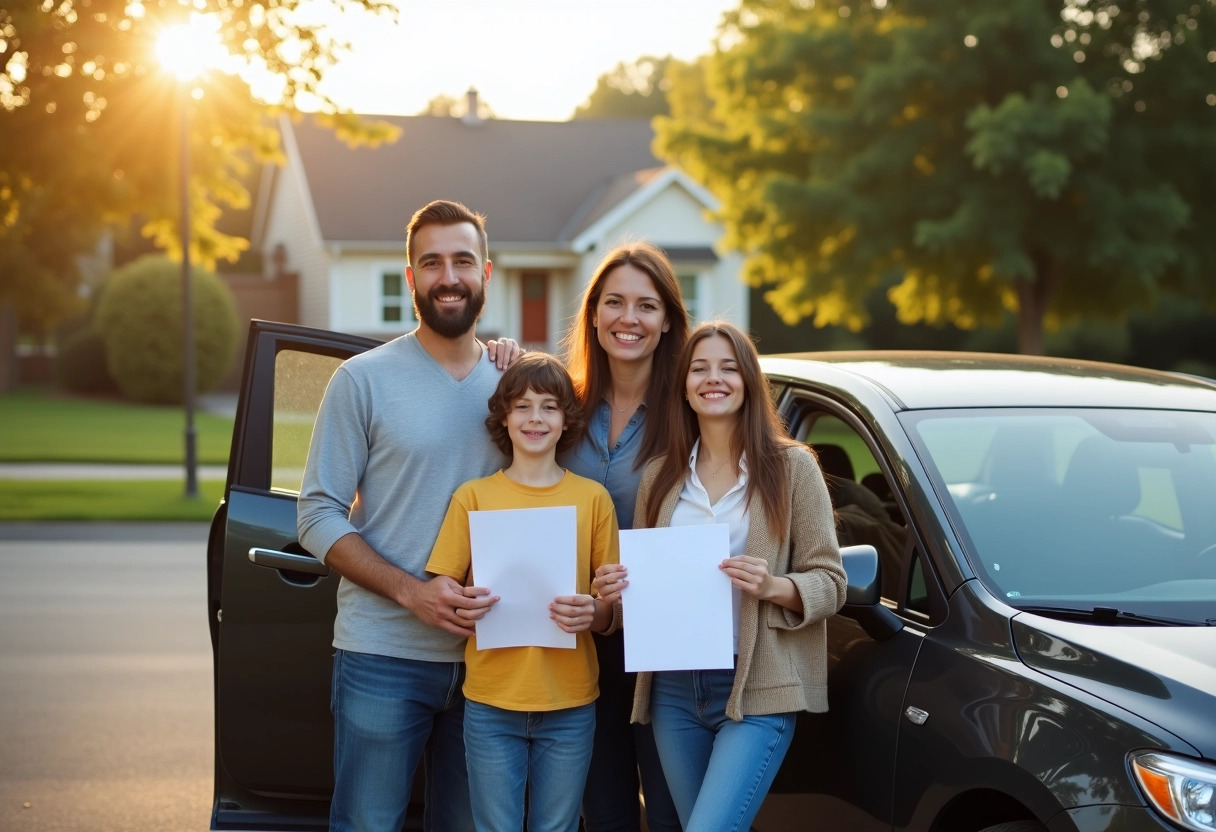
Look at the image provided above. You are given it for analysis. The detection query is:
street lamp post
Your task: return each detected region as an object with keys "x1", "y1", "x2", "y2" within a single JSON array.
[
  {"x1": 156, "y1": 17, "x2": 224, "y2": 499},
  {"x1": 179, "y1": 83, "x2": 198, "y2": 499}
]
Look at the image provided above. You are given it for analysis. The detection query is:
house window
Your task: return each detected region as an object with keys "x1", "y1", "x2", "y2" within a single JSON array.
[
  {"x1": 382, "y1": 271, "x2": 406, "y2": 323},
  {"x1": 678, "y1": 273, "x2": 700, "y2": 322}
]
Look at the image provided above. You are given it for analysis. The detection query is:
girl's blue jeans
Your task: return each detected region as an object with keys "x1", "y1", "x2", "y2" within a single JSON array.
[{"x1": 650, "y1": 668, "x2": 795, "y2": 832}]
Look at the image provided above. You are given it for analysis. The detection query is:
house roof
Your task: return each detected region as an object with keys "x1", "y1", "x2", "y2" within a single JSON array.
[
  {"x1": 558, "y1": 167, "x2": 666, "y2": 242},
  {"x1": 289, "y1": 114, "x2": 665, "y2": 246}
]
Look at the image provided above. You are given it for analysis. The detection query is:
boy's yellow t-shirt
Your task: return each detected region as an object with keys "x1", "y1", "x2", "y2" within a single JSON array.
[{"x1": 426, "y1": 469, "x2": 620, "y2": 711}]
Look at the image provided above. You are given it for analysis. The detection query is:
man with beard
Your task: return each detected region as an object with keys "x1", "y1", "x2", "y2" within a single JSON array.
[{"x1": 298, "y1": 200, "x2": 517, "y2": 832}]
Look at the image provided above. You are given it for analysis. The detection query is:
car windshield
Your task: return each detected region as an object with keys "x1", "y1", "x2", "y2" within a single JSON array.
[{"x1": 905, "y1": 408, "x2": 1216, "y2": 623}]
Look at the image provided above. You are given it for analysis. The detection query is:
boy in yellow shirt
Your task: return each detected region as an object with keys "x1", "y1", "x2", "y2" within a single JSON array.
[{"x1": 427, "y1": 353, "x2": 619, "y2": 832}]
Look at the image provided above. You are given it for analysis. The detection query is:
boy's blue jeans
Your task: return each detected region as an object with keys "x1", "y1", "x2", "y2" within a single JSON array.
[
  {"x1": 650, "y1": 668, "x2": 795, "y2": 832},
  {"x1": 463, "y1": 699, "x2": 596, "y2": 832},
  {"x1": 329, "y1": 649, "x2": 473, "y2": 832}
]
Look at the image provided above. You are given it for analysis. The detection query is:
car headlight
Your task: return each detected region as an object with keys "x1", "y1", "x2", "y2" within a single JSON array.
[{"x1": 1132, "y1": 752, "x2": 1216, "y2": 832}]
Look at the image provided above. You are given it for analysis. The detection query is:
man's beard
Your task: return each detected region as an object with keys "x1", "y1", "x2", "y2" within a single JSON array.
[{"x1": 413, "y1": 282, "x2": 486, "y2": 338}]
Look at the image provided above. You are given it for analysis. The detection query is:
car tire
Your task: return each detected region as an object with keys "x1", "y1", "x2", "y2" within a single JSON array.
[{"x1": 978, "y1": 823, "x2": 1048, "y2": 832}]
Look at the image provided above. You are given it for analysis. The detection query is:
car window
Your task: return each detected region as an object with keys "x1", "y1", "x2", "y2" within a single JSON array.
[
  {"x1": 790, "y1": 408, "x2": 923, "y2": 612},
  {"x1": 272, "y1": 349, "x2": 344, "y2": 493},
  {"x1": 906, "y1": 550, "x2": 930, "y2": 616},
  {"x1": 906, "y1": 407, "x2": 1216, "y2": 621}
]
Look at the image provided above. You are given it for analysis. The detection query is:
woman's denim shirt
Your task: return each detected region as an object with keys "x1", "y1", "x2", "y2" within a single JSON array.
[{"x1": 562, "y1": 399, "x2": 648, "y2": 532}]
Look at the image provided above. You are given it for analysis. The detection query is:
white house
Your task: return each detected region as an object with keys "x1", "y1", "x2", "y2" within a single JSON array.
[{"x1": 255, "y1": 100, "x2": 747, "y2": 351}]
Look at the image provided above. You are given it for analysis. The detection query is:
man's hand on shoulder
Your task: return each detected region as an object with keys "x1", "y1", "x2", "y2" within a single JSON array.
[
  {"x1": 486, "y1": 338, "x2": 523, "y2": 370},
  {"x1": 406, "y1": 575, "x2": 499, "y2": 638}
]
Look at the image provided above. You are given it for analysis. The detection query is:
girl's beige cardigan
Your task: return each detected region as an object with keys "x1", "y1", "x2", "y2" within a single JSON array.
[{"x1": 630, "y1": 444, "x2": 847, "y2": 723}]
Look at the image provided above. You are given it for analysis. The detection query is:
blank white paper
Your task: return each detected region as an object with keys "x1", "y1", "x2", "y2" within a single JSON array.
[
  {"x1": 469, "y1": 505, "x2": 577, "y2": 650},
  {"x1": 619, "y1": 524, "x2": 734, "y2": 672}
]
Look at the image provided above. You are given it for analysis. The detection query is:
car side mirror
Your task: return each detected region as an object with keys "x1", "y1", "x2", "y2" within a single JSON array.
[{"x1": 838, "y1": 544, "x2": 904, "y2": 641}]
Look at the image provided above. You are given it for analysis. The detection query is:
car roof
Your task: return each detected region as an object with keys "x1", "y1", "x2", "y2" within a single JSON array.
[{"x1": 760, "y1": 350, "x2": 1216, "y2": 411}]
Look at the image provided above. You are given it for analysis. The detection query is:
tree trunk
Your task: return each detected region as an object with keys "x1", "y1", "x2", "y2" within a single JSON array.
[
  {"x1": 0, "y1": 300, "x2": 16, "y2": 393},
  {"x1": 1015, "y1": 253, "x2": 1059, "y2": 355},
  {"x1": 1015, "y1": 287, "x2": 1045, "y2": 356}
]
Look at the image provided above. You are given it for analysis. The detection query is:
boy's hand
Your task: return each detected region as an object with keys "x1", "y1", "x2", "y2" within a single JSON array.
[
  {"x1": 550, "y1": 594, "x2": 595, "y2": 633},
  {"x1": 485, "y1": 338, "x2": 523, "y2": 369},
  {"x1": 592, "y1": 564, "x2": 628, "y2": 605}
]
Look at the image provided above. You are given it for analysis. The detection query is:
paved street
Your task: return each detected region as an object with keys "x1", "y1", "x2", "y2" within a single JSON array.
[{"x1": 0, "y1": 523, "x2": 213, "y2": 832}]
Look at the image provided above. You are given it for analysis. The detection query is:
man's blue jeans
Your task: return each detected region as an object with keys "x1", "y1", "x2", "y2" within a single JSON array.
[
  {"x1": 650, "y1": 668, "x2": 794, "y2": 832},
  {"x1": 463, "y1": 699, "x2": 595, "y2": 832},
  {"x1": 329, "y1": 649, "x2": 473, "y2": 832}
]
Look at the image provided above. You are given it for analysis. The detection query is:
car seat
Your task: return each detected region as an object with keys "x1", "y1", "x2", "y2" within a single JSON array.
[{"x1": 1058, "y1": 435, "x2": 1174, "y2": 592}]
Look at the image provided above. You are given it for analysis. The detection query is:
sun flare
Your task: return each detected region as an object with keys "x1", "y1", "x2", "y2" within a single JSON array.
[{"x1": 156, "y1": 14, "x2": 228, "y2": 81}]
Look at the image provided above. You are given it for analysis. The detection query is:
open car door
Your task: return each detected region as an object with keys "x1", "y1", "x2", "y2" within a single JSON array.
[{"x1": 206, "y1": 321, "x2": 381, "y2": 830}]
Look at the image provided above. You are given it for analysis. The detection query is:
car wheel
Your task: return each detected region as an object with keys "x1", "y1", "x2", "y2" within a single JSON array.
[{"x1": 978, "y1": 823, "x2": 1048, "y2": 832}]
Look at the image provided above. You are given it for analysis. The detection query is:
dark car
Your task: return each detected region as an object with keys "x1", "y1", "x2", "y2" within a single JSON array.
[{"x1": 209, "y1": 321, "x2": 1216, "y2": 832}]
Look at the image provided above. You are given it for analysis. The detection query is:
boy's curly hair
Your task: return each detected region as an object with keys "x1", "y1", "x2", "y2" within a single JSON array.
[{"x1": 485, "y1": 353, "x2": 586, "y2": 457}]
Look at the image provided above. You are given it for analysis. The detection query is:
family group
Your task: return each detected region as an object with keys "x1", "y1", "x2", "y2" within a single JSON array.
[{"x1": 296, "y1": 199, "x2": 847, "y2": 832}]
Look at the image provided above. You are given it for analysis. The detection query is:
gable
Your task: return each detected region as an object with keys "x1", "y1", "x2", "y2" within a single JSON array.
[
  {"x1": 597, "y1": 181, "x2": 721, "y2": 249},
  {"x1": 572, "y1": 171, "x2": 722, "y2": 255}
]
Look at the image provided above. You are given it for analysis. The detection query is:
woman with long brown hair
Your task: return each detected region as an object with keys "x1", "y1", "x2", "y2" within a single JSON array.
[
  {"x1": 595, "y1": 321, "x2": 846, "y2": 832},
  {"x1": 561, "y1": 242, "x2": 688, "y2": 832}
]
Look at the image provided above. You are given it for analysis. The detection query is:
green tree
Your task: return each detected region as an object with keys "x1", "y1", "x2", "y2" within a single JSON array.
[
  {"x1": 0, "y1": 0, "x2": 400, "y2": 336},
  {"x1": 573, "y1": 55, "x2": 677, "y2": 119},
  {"x1": 658, "y1": 0, "x2": 1216, "y2": 354},
  {"x1": 418, "y1": 89, "x2": 496, "y2": 119}
]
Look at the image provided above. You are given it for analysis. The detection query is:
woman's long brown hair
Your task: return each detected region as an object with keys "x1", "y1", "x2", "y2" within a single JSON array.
[
  {"x1": 643, "y1": 322, "x2": 804, "y2": 538},
  {"x1": 561, "y1": 242, "x2": 689, "y2": 467}
]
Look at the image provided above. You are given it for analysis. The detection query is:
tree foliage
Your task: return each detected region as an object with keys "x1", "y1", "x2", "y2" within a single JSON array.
[
  {"x1": 418, "y1": 89, "x2": 496, "y2": 119},
  {"x1": 0, "y1": 0, "x2": 399, "y2": 334},
  {"x1": 573, "y1": 55, "x2": 677, "y2": 119},
  {"x1": 658, "y1": 0, "x2": 1216, "y2": 354}
]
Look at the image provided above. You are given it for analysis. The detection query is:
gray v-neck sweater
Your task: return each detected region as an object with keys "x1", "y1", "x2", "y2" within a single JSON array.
[{"x1": 298, "y1": 333, "x2": 508, "y2": 661}]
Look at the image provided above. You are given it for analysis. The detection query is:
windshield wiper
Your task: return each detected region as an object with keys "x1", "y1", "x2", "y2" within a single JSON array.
[{"x1": 1015, "y1": 605, "x2": 1209, "y2": 627}]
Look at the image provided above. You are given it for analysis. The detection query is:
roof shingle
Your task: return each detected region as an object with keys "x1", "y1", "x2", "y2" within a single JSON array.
[{"x1": 289, "y1": 115, "x2": 662, "y2": 246}]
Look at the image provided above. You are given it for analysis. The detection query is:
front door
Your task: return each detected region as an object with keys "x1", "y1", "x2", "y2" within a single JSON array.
[{"x1": 521, "y1": 271, "x2": 548, "y2": 346}]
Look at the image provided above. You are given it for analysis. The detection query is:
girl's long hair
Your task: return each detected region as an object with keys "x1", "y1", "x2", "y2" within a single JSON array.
[
  {"x1": 643, "y1": 322, "x2": 804, "y2": 537},
  {"x1": 561, "y1": 242, "x2": 689, "y2": 467}
]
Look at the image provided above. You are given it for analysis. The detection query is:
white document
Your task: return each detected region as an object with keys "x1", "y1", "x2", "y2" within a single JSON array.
[
  {"x1": 619, "y1": 524, "x2": 734, "y2": 672},
  {"x1": 469, "y1": 505, "x2": 577, "y2": 650}
]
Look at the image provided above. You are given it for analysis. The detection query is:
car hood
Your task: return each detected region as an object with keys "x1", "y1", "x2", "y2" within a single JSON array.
[{"x1": 1012, "y1": 615, "x2": 1216, "y2": 758}]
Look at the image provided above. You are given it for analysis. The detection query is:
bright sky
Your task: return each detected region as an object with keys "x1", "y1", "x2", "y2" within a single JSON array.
[{"x1": 312, "y1": 0, "x2": 737, "y2": 121}]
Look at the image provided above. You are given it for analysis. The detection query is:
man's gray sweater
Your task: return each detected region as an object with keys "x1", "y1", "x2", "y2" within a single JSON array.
[{"x1": 297, "y1": 333, "x2": 508, "y2": 661}]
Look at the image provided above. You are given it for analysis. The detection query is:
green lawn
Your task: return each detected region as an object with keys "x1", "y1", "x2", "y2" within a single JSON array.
[
  {"x1": 0, "y1": 479, "x2": 225, "y2": 522},
  {"x1": 0, "y1": 388, "x2": 234, "y2": 464}
]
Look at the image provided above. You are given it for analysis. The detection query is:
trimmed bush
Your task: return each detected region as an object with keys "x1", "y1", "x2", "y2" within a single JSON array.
[
  {"x1": 55, "y1": 324, "x2": 117, "y2": 395},
  {"x1": 95, "y1": 255, "x2": 240, "y2": 404}
]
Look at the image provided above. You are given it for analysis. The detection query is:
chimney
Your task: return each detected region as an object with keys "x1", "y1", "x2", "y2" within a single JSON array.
[{"x1": 462, "y1": 87, "x2": 481, "y2": 126}]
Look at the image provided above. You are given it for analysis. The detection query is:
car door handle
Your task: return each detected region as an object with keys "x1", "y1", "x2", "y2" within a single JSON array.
[{"x1": 248, "y1": 547, "x2": 331, "y2": 577}]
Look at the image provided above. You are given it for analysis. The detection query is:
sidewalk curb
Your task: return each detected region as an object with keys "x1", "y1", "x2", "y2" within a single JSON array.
[
  {"x1": 0, "y1": 463, "x2": 228, "y2": 480},
  {"x1": 0, "y1": 522, "x2": 211, "y2": 541}
]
